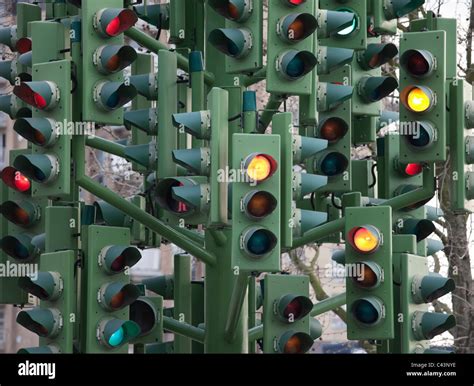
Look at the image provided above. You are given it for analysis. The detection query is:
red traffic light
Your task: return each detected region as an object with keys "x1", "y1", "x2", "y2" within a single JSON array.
[
  {"x1": 318, "y1": 117, "x2": 349, "y2": 143},
  {"x1": 285, "y1": 0, "x2": 306, "y2": 6},
  {"x1": 15, "y1": 37, "x2": 32, "y2": 54},
  {"x1": 403, "y1": 163, "x2": 423, "y2": 177},
  {"x1": 13, "y1": 81, "x2": 59, "y2": 111},
  {"x1": 95, "y1": 8, "x2": 138, "y2": 38},
  {"x1": 400, "y1": 49, "x2": 435, "y2": 79},
  {"x1": 1, "y1": 167, "x2": 31, "y2": 193}
]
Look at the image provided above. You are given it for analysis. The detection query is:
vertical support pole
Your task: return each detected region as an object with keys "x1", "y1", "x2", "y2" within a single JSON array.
[
  {"x1": 174, "y1": 254, "x2": 193, "y2": 353},
  {"x1": 248, "y1": 276, "x2": 257, "y2": 353},
  {"x1": 157, "y1": 50, "x2": 178, "y2": 179}
]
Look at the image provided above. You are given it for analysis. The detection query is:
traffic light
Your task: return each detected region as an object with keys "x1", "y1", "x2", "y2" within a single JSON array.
[
  {"x1": 319, "y1": 0, "x2": 367, "y2": 50},
  {"x1": 369, "y1": 0, "x2": 425, "y2": 36},
  {"x1": 16, "y1": 251, "x2": 76, "y2": 353},
  {"x1": 266, "y1": 0, "x2": 318, "y2": 95},
  {"x1": 399, "y1": 30, "x2": 447, "y2": 162},
  {"x1": 0, "y1": 150, "x2": 46, "y2": 263},
  {"x1": 377, "y1": 134, "x2": 423, "y2": 200},
  {"x1": 351, "y1": 38, "x2": 398, "y2": 117},
  {"x1": 448, "y1": 79, "x2": 474, "y2": 212},
  {"x1": 0, "y1": 25, "x2": 32, "y2": 54},
  {"x1": 157, "y1": 87, "x2": 229, "y2": 226},
  {"x1": 0, "y1": 94, "x2": 32, "y2": 119},
  {"x1": 263, "y1": 274, "x2": 313, "y2": 354},
  {"x1": 130, "y1": 296, "x2": 164, "y2": 346},
  {"x1": 399, "y1": 253, "x2": 455, "y2": 353},
  {"x1": 133, "y1": 4, "x2": 170, "y2": 29},
  {"x1": 13, "y1": 59, "x2": 73, "y2": 199},
  {"x1": 345, "y1": 206, "x2": 394, "y2": 340},
  {"x1": 208, "y1": 0, "x2": 263, "y2": 74},
  {"x1": 272, "y1": 112, "x2": 328, "y2": 249},
  {"x1": 81, "y1": 225, "x2": 142, "y2": 353},
  {"x1": 314, "y1": 65, "x2": 353, "y2": 192},
  {"x1": 231, "y1": 134, "x2": 281, "y2": 272},
  {"x1": 81, "y1": 1, "x2": 138, "y2": 125}
]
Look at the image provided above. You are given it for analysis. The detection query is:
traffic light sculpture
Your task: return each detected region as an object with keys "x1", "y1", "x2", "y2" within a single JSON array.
[
  {"x1": 399, "y1": 30, "x2": 447, "y2": 162},
  {"x1": 345, "y1": 206, "x2": 394, "y2": 340},
  {"x1": 263, "y1": 274, "x2": 314, "y2": 354}
]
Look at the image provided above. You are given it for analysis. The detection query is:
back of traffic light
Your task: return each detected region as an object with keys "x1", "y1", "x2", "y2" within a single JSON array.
[
  {"x1": 272, "y1": 112, "x2": 329, "y2": 249},
  {"x1": 208, "y1": 0, "x2": 263, "y2": 74},
  {"x1": 16, "y1": 251, "x2": 76, "y2": 353},
  {"x1": 399, "y1": 30, "x2": 447, "y2": 163},
  {"x1": 345, "y1": 206, "x2": 394, "y2": 340},
  {"x1": 262, "y1": 274, "x2": 314, "y2": 354},
  {"x1": 81, "y1": 225, "x2": 142, "y2": 353},
  {"x1": 448, "y1": 79, "x2": 474, "y2": 213}
]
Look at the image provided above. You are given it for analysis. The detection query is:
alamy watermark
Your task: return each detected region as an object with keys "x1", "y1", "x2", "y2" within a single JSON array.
[
  {"x1": 217, "y1": 166, "x2": 259, "y2": 187},
  {"x1": 0, "y1": 261, "x2": 38, "y2": 280},
  {"x1": 323, "y1": 261, "x2": 365, "y2": 282},
  {"x1": 55, "y1": 119, "x2": 96, "y2": 138}
]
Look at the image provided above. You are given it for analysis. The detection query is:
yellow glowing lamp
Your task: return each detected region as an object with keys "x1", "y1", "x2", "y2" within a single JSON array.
[
  {"x1": 402, "y1": 86, "x2": 434, "y2": 113},
  {"x1": 244, "y1": 153, "x2": 277, "y2": 183},
  {"x1": 349, "y1": 225, "x2": 381, "y2": 254}
]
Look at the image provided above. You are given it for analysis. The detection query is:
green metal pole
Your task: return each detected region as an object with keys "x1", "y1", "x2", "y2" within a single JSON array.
[
  {"x1": 190, "y1": 51, "x2": 206, "y2": 148},
  {"x1": 125, "y1": 27, "x2": 215, "y2": 85},
  {"x1": 258, "y1": 94, "x2": 284, "y2": 133},
  {"x1": 248, "y1": 325, "x2": 263, "y2": 341},
  {"x1": 85, "y1": 136, "x2": 127, "y2": 158},
  {"x1": 310, "y1": 293, "x2": 346, "y2": 317},
  {"x1": 76, "y1": 175, "x2": 216, "y2": 266},
  {"x1": 224, "y1": 273, "x2": 249, "y2": 342},
  {"x1": 174, "y1": 254, "x2": 192, "y2": 353},
  {"x1": 171, "y1": 226, "x2": 204, "y2": 245},
  {"x1": 248, "y1": 276, "x2": 257, "y2": 353},
  {"x1": 163, "y1": 316, "x2": 205, "y2": 343},
  {"x1": 157, "y1": 50, "x2": 178, "y2": 179},
  {"x1": 208, "y1": 228, "x2": 227, "y2": 246}
]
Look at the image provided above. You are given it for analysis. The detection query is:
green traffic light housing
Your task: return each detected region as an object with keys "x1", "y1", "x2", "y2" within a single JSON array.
[
  {"x1": 412, "y1": 311, "x2": 456, "y2": 340},
  {"x1": 412, "y1": 273, "x2": 455, "y2": 304},
  {"x1": 317, "y1": 47, "x2": 354, "y2": 75},
  {"x1": 14, "y1": 118, "x2": 58, "y2": 148},
  {"x1": 133, "y1": 4, "x2": 170, "y2": 29},
  {"x1": 0, "y1": 59, "x2": 18, "y2": 85},
  {"x1": 172, "y1": 111, "x2": 211, "y2": 140},
  {"x1": 13, "y1": 81, "x2": 59, "y2": 111},
  {"x1": 0, "y1": 94, "x2": 32, "y2": 119},
  {"x1": 384, "y1": 0, "x2": 426, "y2": 20},
  {"x1": 172, "y1": 148, "x2": 211, "y2": 176},
  {"x1": 99, "y1": 245, "x2": 142, "y2": 274},
  {"x1": 293, "y1": 135, "x2": 328, "y2": 163},
  {"x1": 276, "y1": 50, "x2": 317, "y2": 81},
  {"x1": 209, "y1": 0, "x2": 252, "y2": 22},
  {"x1": 93, "y1": 8, "x2": 138, "y2": 38},
  {"x1": 358, "y1": 76, "x2": 398, "y2": 103},
  {"x1": 124, "y1": 143, "x2": 156, "y2": 170},
  {"x1": 16, "y1": 308, "x2": 61, "y2": 338},
  {"x1": 142, "y1": 275, "x2": 174, "y2": 299},
  {"x1": 294, "y1": 173, "x2": 329, "y2": 197},
  {"x1": 0, "y1": 233, "x2": 44, "y2": 261},
  {"x1": 97, "y1": 318, "x2": 141, "y2": 349},
  {"x1": 397, "y1": 218, "x2": 435, "y2": 242},
  {"x1": 129, "y1": 74, "x2": 158, "y2": 100},
  {"x1": 0, "y1": 26, "x2": 17, "y2": 51},
  {"x1": 317, "y1": 9, "x2": 357, "y2": 38},
  {"x1": 124, "y1": 108, "x2": 157, "y2": 135},
  {"x1": 0, "y1": 200, "x2": 41, "y2": 228},
  {"x1": 98, "y1": 282, "x2": 140, "y2": 311},
  {"x1": 208, "y1": 28, "x2": 253, "y2": 59},
  {"x1": 18, "y1": 272, "x2": 63, "y2": 301},
  {"x1": 317, "y1": 83, "x2": 353, "y2": 112},
  {"x1": 94, "y1": 81, "x2": 137, "y2": 111},
  {"x1": 393, "y1": 184, "x2": 434, "y2": 211},
  {"x1": 156, "y1": 177, "x2": 210, "y2": 217},
  {"x1": 358, "y1": 43, "x2": 398, "y2": 70},
  {"x1": 94, "y1": 200, "x2": 127, "y2": 227},
  {"x1": 17, "y1": 346, "x2": 60, "y2": 354},
  {"x1": 277, "y1": 13, "x2": 317, "y2": 44},
  {"x1": 94, "y1": 45, "x2": 137, "y2": 74},
  {"x1": 14, "y1": 154, "x2": 59, "y2": 184},
  {"x1": 426, "y1": 239, "x2": 444, "y2": 256}
]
